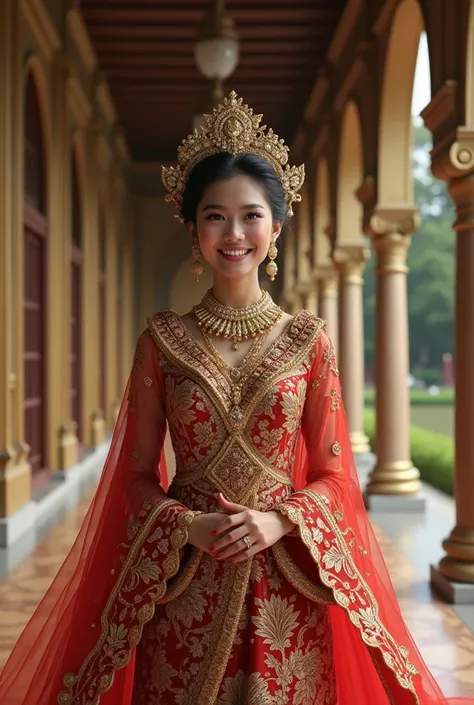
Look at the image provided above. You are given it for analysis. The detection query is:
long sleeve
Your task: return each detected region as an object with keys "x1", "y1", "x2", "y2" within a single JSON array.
[
  {"x1": 127, "y1": 329, "x2": 170, "y2": 512},
  {"x1": 298, "y1": 327, "x2": 347, "y2": 505}
]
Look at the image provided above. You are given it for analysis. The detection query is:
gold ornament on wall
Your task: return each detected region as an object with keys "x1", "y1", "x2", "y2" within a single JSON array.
[
  {"x1": 191, "y1": 241, "x2": 204, "y2": 282},
  {"x1": 266, "y1": 241, "x2": 278, "y2": 281},
  {"x1": 162, "y1": 91, "x2": 305, "y2": 223}
]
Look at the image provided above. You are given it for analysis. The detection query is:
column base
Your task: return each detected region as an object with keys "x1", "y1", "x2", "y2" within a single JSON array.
[
  {"x1": 0, "y1": 443, "x2": 32, "y2": 517},
  {"x1": 364, "y1": 491, "x2": 426, "y2": 513},
  {"x1": 436, "y1": 525, "x2": 474, "y2": 583},
  {"x1": 365, "y1": 459, "x2": 421, "y2": 495},
  {"x1": 430, "y1": 564, "x2": 474, "y2": 604},
  {"x1": 350, "y1": 431, "x2": 371, "y2": 455},
  {"x1": 58, "y1": 422, "x2": 79, "y2": 470},
  {"x1": 91, "y1": 411, "x2": 106, "y2": 447}
]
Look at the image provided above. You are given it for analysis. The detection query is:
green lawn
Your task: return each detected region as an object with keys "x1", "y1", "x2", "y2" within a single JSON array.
[
  {"x1": 410, "y1": 406, "x2": 453, "y2": 438},
  {"x1": 364, "y1": 387, "x2": 454, "y2": 407}
]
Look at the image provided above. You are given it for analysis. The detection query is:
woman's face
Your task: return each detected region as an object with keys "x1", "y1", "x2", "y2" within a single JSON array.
[{"x1": 188, "y1": 174, "x2": 282, "y2": 280}]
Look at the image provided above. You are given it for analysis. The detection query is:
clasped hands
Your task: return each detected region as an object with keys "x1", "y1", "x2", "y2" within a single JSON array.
[{"x1": 187, "y1": 493, "x2": 295, "y2": 564}]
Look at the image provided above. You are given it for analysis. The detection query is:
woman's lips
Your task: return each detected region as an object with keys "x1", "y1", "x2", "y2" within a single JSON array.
[{"x1": 218, "y1": 248, "x2": 252, "y2": 262}]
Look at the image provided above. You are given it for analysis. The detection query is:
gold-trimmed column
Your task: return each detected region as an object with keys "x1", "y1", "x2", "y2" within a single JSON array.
[
  {"x1": 316, "y1": 268, "x2": 339, "y2": 353},
  {"x1": 51, "y1": 52, "x2": 78, "y2": 470},
  {"x1": 366, "y1": 208, "x2": 421, "y2": 496},
  {"x1": 0, "y1": 0, "x2": 31, "y2": 517},
  {"x1": 334, "y1": 245, "x2": 370, "y2": 455},
  {"x1": 105, "y1": 172, "x2": 119, "y2": 428},
  {"x1": 83, "y1": 117, "x2": 105, "y2": 447}
]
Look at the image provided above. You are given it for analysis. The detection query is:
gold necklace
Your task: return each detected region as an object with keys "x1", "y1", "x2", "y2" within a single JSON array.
[
  {"x1": 193, "y1": 289, "x2": 283, "y2": 351},
  {"x1": 201, "y1": 328, "x2": 270, "y2": 424}
]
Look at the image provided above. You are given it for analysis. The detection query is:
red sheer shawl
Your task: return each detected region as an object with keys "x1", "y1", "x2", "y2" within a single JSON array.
[{"x1": 0, "y1": 324, "x2": 471, "y2": 705}]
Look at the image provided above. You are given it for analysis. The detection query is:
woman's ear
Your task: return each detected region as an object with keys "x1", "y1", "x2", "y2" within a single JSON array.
[
  {"x1": 272, "y1": 221, "x2": 283, "y2": 241},
  {"x1": 186, "y1": 221, "x2": 195, "y2": 239}
]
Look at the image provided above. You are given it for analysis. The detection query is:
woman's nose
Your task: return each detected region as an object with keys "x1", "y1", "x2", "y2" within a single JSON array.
[{"x1": 224, "y1": 219, "x2": 245, "y2": 241}]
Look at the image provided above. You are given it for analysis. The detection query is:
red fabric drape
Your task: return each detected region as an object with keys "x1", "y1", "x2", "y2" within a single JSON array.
[{"x1": 0, "y1": 326, "x2": 471, "y2": 705}]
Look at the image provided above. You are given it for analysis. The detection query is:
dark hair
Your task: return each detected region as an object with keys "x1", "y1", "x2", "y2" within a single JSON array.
[{"x1": 181, "y1": 152, "x2": 287, "y2": 224}]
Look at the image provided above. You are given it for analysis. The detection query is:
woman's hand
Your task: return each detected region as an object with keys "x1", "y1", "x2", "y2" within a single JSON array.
[
  {"x1": 211, "y1": 494, "x2": 295, "y2": 563},
  {"x1": 187, "y1": 512, "x2": 228, "y2": 555}
]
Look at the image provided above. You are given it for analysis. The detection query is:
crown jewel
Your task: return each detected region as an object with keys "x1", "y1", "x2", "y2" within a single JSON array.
[{"x1": 162, "y1": 91, "x2": 305, "y2": 222}]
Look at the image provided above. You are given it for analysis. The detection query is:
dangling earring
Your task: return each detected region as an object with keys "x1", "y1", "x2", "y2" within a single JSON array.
[
  {"x1": 266, "y1": 240, "x2": 278, "y2": 281},
  {"x1": 191, "y1": 240, "x2": 204, "y2": 282}
]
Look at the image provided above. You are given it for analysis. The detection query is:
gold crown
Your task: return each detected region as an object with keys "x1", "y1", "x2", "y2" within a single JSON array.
[{"x1": 162, "y1": 91, "x2": 305, "y2": 222}]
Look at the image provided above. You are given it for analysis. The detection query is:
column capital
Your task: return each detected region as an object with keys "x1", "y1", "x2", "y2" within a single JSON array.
[
  {"x1": 315, "y1": 268, "x2": 338, "y2": 298},
  {"x1": 372, "y1": 232, "x2": 410, "y2": 276},
  {"x1": 366, "y1": 204, "x2": 420, "y2": 238},
  {"x1": 448, "y1": 171, "x2": 474, "y2": 232},
  {"x1": 333, "y1": 245, "x2": 369, "y2": 285},
  {"x1": 431, "y1": 128, "x2": 474, "y2": 182}
]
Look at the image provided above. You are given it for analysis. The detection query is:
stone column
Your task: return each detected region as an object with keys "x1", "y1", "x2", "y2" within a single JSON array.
[
  {"x1": 334, "y1": 245, "x2": 370, "y2": 454},
  {"x1": 0, "y1": 0, "x2": 32, "y2": 524},
  {"x1": 317, "y1": 269, "x2": 339, "y2": 353},
  {"x1": 305, "y1": 285, "x2": 319, "y2": 315},
  {"x1": 105, "y1": 173, "x2": 119, "y2": 428},
  {"x1": 365, "y1": 209, "x2": 421, "y2": 498},
  {"x1": 83, "y1": 116, "x2": 105, "y2": 447},
  {"x1": 50, "y1": 52, "x2": 78, "y2": 470},
  {"x1": 435, "y1": 172, "x2": 474, "y2": 588}
]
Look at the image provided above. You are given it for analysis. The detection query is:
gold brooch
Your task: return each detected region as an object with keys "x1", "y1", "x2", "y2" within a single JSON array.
[{"x1": 162, "y1": 91, "x2": 305, "y2": 222}]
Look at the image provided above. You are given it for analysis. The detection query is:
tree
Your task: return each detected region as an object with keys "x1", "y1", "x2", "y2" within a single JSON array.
[{"x1": 364, "y1": 122, "x2": 455, "y2": 374}]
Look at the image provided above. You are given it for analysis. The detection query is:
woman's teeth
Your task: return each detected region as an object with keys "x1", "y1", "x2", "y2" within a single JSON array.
[{"x1": 221, "y1": 249, "x2": 249, "y2": 256}]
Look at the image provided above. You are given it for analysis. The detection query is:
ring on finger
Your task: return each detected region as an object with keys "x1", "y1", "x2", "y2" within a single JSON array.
[{"x1": 242, "y1": 535, "x2": 252, "y2": 550}]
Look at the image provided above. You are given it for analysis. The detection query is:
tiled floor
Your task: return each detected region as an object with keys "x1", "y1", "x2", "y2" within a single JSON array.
[{"x1": 0, "y1": 475, "x2": 473, "y2": 698}]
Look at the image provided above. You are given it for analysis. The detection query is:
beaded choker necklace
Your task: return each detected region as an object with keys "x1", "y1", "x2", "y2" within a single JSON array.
[{"x1": 192, "y1": 289, "x2": 283, "y2": 350}]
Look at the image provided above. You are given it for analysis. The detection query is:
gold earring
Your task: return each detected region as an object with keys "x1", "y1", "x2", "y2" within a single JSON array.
[
  {"x1": 266, "y1": 241, "x2": 278, "y2": 281},
  {"x1": 191, "y1": 241, "x2": 204, "y2": 282}
]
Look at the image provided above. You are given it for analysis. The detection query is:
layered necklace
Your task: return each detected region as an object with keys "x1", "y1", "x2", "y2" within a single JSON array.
[{"x1": 192, "y1": 289, "x2": 283, "y2": 351}]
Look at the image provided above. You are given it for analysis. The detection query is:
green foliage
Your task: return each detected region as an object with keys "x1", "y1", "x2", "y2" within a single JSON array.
[
  {"x1": 363, "y1": 121, "x2": 455, "y2": 372},
  {"x1": 364, "y1": 387, "x2": 454, "y2": 407},
  {"x1": 364, "y1": 409, "x2": 454, "y2": 495}
]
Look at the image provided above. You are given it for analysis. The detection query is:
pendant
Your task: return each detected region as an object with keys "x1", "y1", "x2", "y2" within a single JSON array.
[
  {"x1": 230, "y1": 405, "x2": 244, "y2": 423},
  {"x1": 232, "y1": 339, "x2": 240, "y2": 351}
]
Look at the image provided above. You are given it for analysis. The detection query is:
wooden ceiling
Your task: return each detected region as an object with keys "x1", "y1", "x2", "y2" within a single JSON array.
[{"x1": 81, "y1": 0, "x2": 347, "y2": 161}]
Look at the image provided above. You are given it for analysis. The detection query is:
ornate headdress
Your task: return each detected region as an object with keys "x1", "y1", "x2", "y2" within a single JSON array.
[{"x1": 162, "y1": 91, "x2": 305, "y2": 222}]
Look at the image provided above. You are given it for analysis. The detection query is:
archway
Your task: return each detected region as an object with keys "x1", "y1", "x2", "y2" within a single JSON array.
[
  {"x1": 378, "y1": 0, "x2": 424, "y2": 204},
  {"x1": 23, "y1": 71, "x2": 48, "y2": 481}
]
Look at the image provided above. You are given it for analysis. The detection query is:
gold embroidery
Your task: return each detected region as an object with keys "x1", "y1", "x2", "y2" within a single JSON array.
[
  {"x1": 144, "y1": 376, "x2": 153, "y2": 387},
  {"x1": 331, "y1": 442, "x2": 341, "y2": 456},
  {"x1": 272, "y1": 540, "x2": 335, "y2": 605},
  {"x1": 57, "y1": 501, "x2": 195, "y2": 705},
  {"x1": 275, "y1": 491, "x2": 420, "y2": 704},
  {"x1": 323, "y1": 343, "x2": 339, "y2": 376},
  {"x1": 326, "y1": 386, "x2": 340, "y2": 411}
]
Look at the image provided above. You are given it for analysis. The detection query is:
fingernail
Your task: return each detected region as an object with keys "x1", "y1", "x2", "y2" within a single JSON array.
[
  {"x1": 209, "y1": 546, "x2": 215, "y2": 552},
  {"x1": 211, "y1": 530, "x2": 217, "y2": 536}
]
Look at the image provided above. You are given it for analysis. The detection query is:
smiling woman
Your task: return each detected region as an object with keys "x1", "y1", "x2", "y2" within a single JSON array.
[{"x1": 0, "y1": 92, "x2": 472, "y2": 705}]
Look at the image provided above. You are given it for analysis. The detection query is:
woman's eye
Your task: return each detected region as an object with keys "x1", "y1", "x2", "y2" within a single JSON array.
[
  {"x1": 206, "y1": 213, "x2": 224, "y2": 220},
  {"x1": 245, "y1": 212, "x2": 262, "y2": 220}
]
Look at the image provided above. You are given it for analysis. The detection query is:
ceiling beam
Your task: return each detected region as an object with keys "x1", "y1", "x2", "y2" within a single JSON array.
[
  {"x1": 92, "y1": 39, "x2": 321, "y2": 54},
  {"x1": 86, "y1": 24, "x2": 329, "y2": 40},
  {"x1": 82, "y1": 7, "x2": 336, "y2": 24}
]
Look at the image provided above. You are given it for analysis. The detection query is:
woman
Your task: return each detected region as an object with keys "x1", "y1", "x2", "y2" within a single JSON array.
[{"x1": 0, "y1": 92, "x2": 470, "y2": 705}]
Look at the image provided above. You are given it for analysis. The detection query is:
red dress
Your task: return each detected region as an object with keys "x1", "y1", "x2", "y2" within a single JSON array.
[{"x1": 0, "y1": 310, "x2": 471, "y2": 705}]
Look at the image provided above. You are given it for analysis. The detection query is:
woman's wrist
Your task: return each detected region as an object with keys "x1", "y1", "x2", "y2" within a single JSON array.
[{"x1": 270, "y1": 510, "x2": 296, "y2": 536}]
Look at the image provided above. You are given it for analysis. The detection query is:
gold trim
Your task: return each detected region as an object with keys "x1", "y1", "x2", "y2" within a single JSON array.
[
  {"x1": 275, "y1": 490, "x2": 420, "y2": 704},
  {"x1": 57, "y1": 501, "x2": 194, "y2": 705},
  {"x1": 272, "y1": 540, "x2": 335, "y2": 604},
  {"x1": 183, "y1": 560, "x2": 253, "y2": 704}
]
